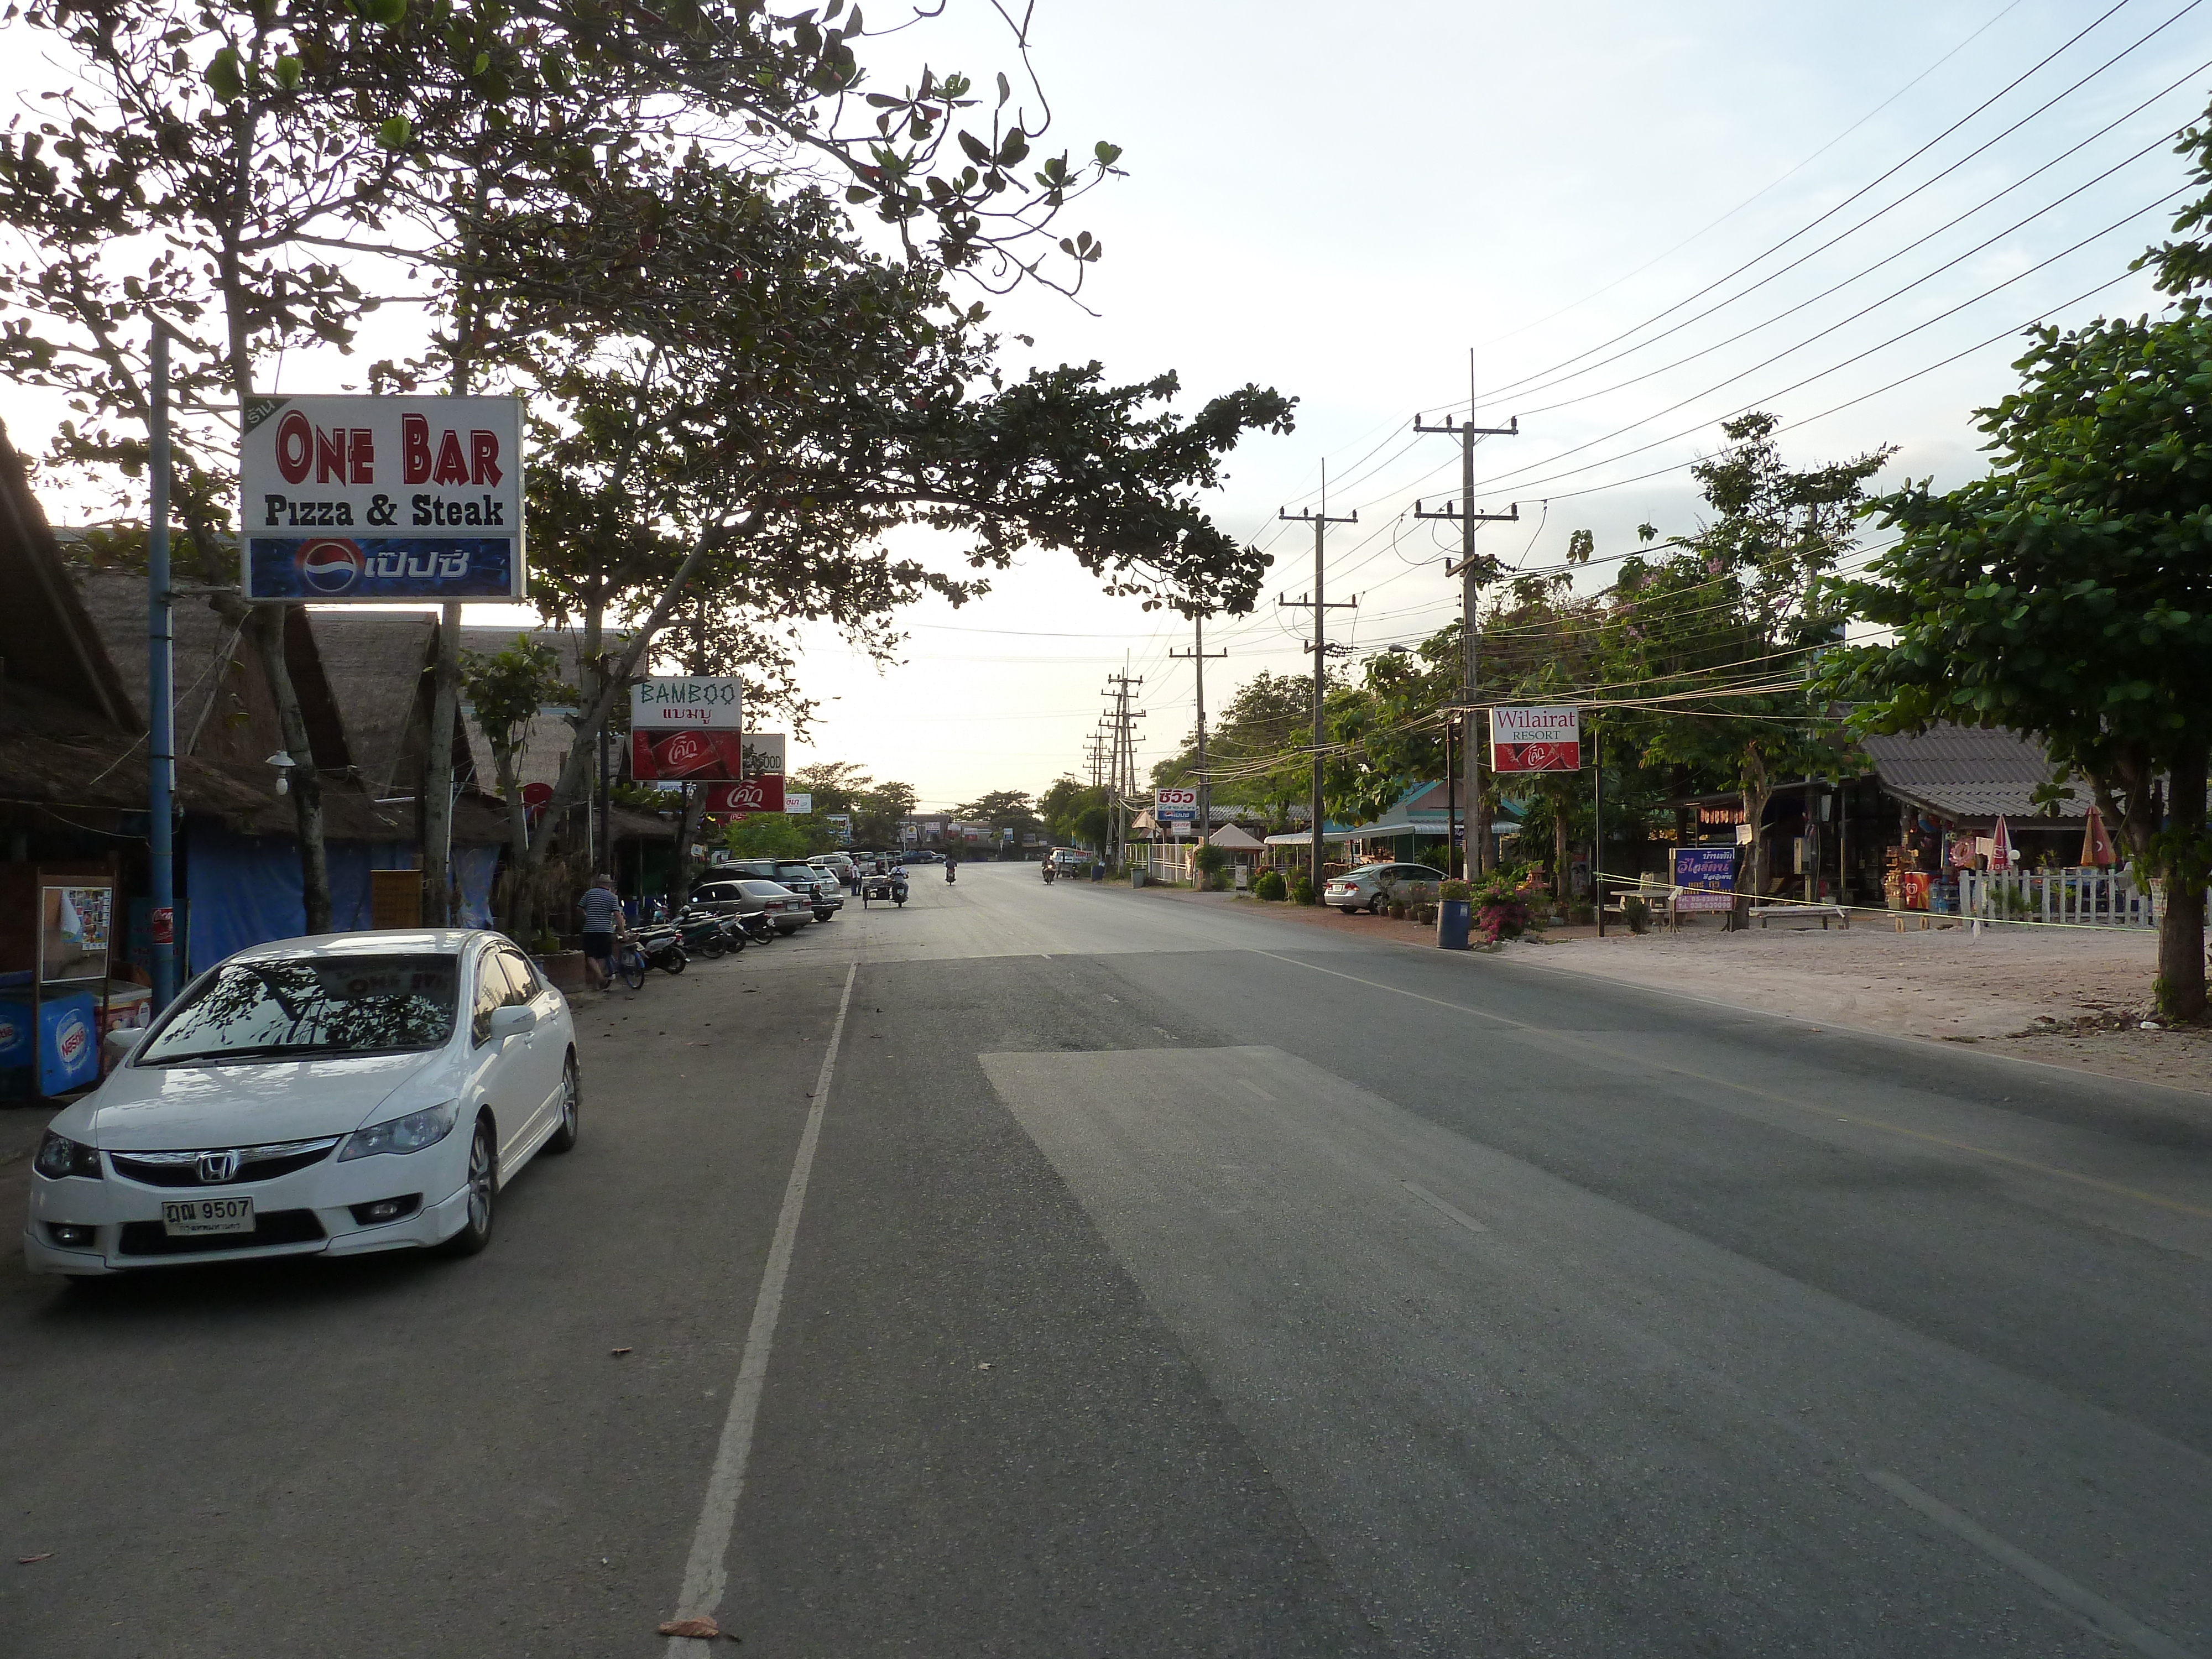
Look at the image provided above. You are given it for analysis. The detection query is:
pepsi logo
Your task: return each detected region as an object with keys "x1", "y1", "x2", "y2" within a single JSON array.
[
  {"x1": 55, "y1": 1013, "x2": 88, "y2": 1063},
  {"x1": 296, "y1": 538, "x2": 364, "y2": 594}
]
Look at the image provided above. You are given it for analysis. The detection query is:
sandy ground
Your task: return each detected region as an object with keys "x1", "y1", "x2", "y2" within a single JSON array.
[{"x1": 1140, "y1": 886, "x2": 2212, "y2": 1096}]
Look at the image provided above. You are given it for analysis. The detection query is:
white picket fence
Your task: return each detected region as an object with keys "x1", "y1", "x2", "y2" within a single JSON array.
[
  {"x1": 1143, "y1": 842, "x2": 1197, "y2": 885},
  {"x1": 1956, "y1": 868, "x2": 2156, "y2": 928}
]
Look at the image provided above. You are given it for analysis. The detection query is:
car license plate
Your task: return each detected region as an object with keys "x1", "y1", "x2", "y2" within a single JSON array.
[{"x1": 161, "y1": 1197, "x2": 254, "y2": 1237}]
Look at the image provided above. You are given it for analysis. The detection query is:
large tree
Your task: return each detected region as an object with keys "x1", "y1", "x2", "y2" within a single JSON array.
[
  {"x1": 1609, "y1": 415, "x2": 1884, "y2": 905},
  {"x1": 0, "y1": 0, "x2": 1254, "y2": 931},
  {"x1": 1827, "y1": 109, "x2": 2212, "y2": 1020}
]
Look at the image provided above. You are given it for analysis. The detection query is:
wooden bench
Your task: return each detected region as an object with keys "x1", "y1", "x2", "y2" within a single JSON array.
[{"x1": 1749, "y1": 903, "x2": 1851, "y2": 930}]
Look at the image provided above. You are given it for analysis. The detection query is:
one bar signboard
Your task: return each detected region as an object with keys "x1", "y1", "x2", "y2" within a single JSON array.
[
  {"x1": 1490, "y1": 706, "x2": 1582, "y2": 773},
  {"x1": 240, "y1": 394, "x2": 526, "y2": 601}
]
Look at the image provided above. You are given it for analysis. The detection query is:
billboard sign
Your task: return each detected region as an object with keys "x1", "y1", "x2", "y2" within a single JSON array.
[
  {"x1": 240, "y1": 394, "x2": 524, "y2": 601},
  {"x1": 632, "y1": 728, "x2": 784, "y2": 784},
  {"x1": 1490, "y1": 706, "x2": 1580, "y2": 773},
  {"x1": 784, "y1": 792, "x2": 813, "y2": 815},
  {"x1": 631, "y1": 677, "x2": 743, "y2": 731},
  {"x1": 1154, "y1": 786, "x2": 1198, "y2": 827},
  {"x1": 702, "y1": 776, "x2": 787, "y2": 813},
  {"x1": 1672, "y1": 845, "x2": 1738, "y2": 912}
]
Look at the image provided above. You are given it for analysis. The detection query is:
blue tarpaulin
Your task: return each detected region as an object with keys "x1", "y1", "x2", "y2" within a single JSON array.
[
  {"x1": 185, "y1": 818, "x2": 419, "y2": 971},
  {"x1": 455, "y1": 845, "x2": 499, "y2": 928}
]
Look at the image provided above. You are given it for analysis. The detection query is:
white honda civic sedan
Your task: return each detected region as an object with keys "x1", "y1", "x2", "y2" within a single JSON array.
[{"x1": 22, "y1": 930, "x2": 578, "y2": 1277}]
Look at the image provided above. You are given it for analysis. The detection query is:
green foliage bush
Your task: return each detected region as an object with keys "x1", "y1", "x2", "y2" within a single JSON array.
[
  {"x1": 1290, "y1": 874, "x2": 1316, "y2": 906},
  {"x1": 1254, "y1": 869, "x2": 1287, "y2": 901}
]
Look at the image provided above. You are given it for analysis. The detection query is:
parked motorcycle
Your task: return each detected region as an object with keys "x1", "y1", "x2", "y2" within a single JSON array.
[
  {"x1": 637, "y1": 924, "x2": 688, "y2": 975},
  {"x1": 674, "y1": 907, "x2": 740, "y2": 959},
  {"x1": 736, "y1": 911, "x2": 779, "y2": 945}
]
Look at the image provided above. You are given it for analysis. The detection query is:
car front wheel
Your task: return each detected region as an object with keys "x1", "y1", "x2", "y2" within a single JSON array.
[{"x1": 439, "y1": 1117, "x2": 498, "y2": 1257}]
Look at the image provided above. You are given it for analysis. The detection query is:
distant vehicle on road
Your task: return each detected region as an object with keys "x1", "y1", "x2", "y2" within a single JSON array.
[
  {"x1": 24, "y1": 930, "x2": 578, "y2": 1276},
  {"x1": 691, "y1": 877, "x2": 815, "y2": 935},
  {"x1": 1051, "y1": 848, "x2": 1089, "y2": 874},
  {"x1": 903, "y1": 848, "x2": 943, "y2": 864},
  {"x1": 1324, "y1": 862, "x2": 1448, "y2": 915}
]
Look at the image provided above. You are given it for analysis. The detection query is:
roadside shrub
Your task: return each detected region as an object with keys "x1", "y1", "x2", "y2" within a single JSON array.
[
  {"x1": 1440, "y1": 879, "x2": 1472, "y2": 904},
  {"x1": 1254, "y1": 869, "x2": 1288, "y2": 901},
  {"x1": 1623, "y1": 895, "x2": 1651, "y2": 935},
  {"x1": 1290, "y1": 873, "x2": 1316, "y2": 906}
]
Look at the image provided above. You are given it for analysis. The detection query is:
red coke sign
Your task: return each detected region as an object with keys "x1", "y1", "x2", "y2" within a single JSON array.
[
  {"x1": 632, "y1": 728, "x2": 750, "y2": 782},
  {"x1": 703, "y1": 778, "x2": 785, "y2": 813}
]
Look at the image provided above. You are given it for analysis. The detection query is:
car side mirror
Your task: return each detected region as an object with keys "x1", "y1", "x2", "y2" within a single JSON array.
[
  {"x1": 486, "y1": 1004, "x2": 538, "y2": 1040},
  {"x1": 103, "y1": 1025, "x2": 147, "y2": 1066}
]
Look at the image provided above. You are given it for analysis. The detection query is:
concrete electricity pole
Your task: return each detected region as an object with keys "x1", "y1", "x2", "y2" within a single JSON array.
[
  {"x1": 1101, "y1": 668, "x2": 1144, "y2": 869},
  {"x1": 1415, "y1": 368, "x2": 1519, "y2": 877},
  {"x1": 1170, "y1": 615, "x2": 1227, "y2": 852},
  {"x1": 1279, "y1": 471, "x2": 1357, "y2": 899}
]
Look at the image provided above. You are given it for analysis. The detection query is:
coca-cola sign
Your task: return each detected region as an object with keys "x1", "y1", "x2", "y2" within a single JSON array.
[
  {"x1": 629, "y1": 729, "x2": 785, "y2": 784},
  {"x1": 703, "y1": 777, "x2": 786, "y2": 813}
]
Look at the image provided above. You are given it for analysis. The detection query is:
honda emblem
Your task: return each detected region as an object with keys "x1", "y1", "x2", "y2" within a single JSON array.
[{"x1": 196, "y1": 1150, "x2": 241, "y2": 1185}]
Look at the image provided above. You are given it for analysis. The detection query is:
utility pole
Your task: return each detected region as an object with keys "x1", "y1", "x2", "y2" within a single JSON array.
[
  {"x1": 1414, "y1": 363, "x2": 1519, "y2": 878},
  {"x1": 1101, "y1": 667, "x2": 1144, "y2": 870},
  {"x1": 1279, "y1": 467, "x2": 1357, "y2": 899},
  {"x1": 1170, "y1": 615, "x2": 1227, "y2": 854}
]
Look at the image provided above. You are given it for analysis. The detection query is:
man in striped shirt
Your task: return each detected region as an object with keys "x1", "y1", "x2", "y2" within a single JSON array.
[{"x1": 578, "y1": 874, "x2": 622, "y2": 991}]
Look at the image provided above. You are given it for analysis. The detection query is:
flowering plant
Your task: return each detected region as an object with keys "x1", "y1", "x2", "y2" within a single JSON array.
[{"x1": 1468, "y1": 865, "x2": 1550, "y2": 947}]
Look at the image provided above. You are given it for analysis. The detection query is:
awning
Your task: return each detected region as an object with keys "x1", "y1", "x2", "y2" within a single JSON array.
[
  {"x1": 1203, "y1": 823, "x2": 1265, "y2": 851},
  {"x1": 1263, "y1": 828, "x2": 1352, "y2": 847}
]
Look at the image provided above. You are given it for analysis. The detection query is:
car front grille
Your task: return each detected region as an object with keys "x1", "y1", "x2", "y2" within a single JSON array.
[
  {"x1": 117, "y1": 1209, "x2": 326, "y2": 1256},
  {"x1": 108, "y1": 1137, "x2": 343, "y2": 1188}
]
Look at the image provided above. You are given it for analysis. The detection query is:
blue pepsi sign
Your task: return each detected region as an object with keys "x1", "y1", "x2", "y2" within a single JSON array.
[{"x1": 247, "y1": 537, "x2": 518, "y2": 601}]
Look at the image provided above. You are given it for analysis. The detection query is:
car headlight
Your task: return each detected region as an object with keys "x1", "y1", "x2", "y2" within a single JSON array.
[
  {"x1": 338, "y1": 1100, "x2": 461, "y2": 1161},
  {"x1": 33, "y1": 1132, "x2": 102, "y2": 1180}
]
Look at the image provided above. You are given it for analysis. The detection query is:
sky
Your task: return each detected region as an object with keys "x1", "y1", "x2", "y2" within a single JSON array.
[{"x1": 6, "y1": 0, "x2": 2208, "y2": 812}]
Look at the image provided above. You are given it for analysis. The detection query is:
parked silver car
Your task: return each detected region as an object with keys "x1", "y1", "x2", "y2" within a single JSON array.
[
  {"x1": 1323, "y1": 862, "x2": 1448, "y2": 915},
  {"x1": 727, "y1": 859, "x2": 843, "y2": 920},
  {"x1": 688, "y1": 878, "x2": 814, "y2": 935}
]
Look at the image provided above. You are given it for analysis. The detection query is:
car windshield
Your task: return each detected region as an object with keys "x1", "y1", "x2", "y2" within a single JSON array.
[{"x1": 137, "y1": 953, "x2": 460, "y2": 1065}]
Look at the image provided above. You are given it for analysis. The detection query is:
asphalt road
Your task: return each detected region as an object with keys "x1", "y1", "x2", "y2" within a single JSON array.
[{"x1": 4, "y1": 862, "x2": 2211, "y2": 1657}]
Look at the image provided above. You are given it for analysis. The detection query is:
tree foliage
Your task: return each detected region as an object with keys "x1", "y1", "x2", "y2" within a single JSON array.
[{"x1": 1825, "y1": 111, "x2": 2212, "y2": 1017}]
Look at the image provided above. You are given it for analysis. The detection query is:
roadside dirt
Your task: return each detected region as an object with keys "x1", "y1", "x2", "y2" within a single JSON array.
[{"x1": 1135, "y1": 885, "x2": 2211, "y2": 1096}]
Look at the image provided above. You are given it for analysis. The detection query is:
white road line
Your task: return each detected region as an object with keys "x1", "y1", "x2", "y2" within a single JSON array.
[
  {"x1": 1867, "y1": 1470, "x2": 2198, "y2": 1659},
  {"x1": 1237, "y1": 1078, "x2": 1276, "y2": 1101},
  {"x1": 663, "y1": 962, "x2": 858, "y2": 1648},
  {"x1": 1401, "y1": 1180, "x2": 1489, "y2": 1234}
]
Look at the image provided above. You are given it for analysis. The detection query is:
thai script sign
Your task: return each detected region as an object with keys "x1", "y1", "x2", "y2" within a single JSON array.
[
  {"x1": 1155, "y1": 786, "x2": 1198, "y2": 826},
  {"x1": 1672, "y1": 845, "x2": 1738, "y2": 912},
  {"x1": 631, "y1": 677, "x2": 744, "y2": 730},
  {"x1": 1490, "y1": 706, "x2": 1581, "y2": 773},
  {"x1": 240, "y1": 394, "x2": 525, "y2": 600},
  {"x1": 632, "y1": 729, "x2": 784, "y2": 785}
]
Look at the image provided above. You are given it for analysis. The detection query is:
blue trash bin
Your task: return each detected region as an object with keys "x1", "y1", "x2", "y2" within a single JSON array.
[{"x1": 1437, "y1": 898, "x2": 1472, "y2": 950}]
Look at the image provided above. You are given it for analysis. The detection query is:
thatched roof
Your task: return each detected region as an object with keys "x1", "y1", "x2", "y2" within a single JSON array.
[
  {"x1": 0, "y1": 424, "x2": 138, "y2": 731},
  {"x1": 304, "y1": 609, "x2": 442, "y2": 799}
]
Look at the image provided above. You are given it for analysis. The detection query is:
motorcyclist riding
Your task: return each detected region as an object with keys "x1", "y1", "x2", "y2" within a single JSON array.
[{"x1": 945, "y1": 853, "x2": 958, "y2": 884}]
